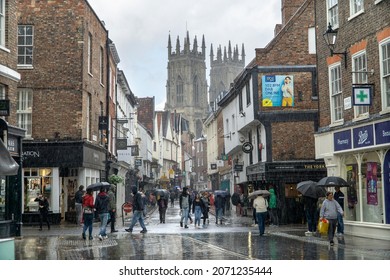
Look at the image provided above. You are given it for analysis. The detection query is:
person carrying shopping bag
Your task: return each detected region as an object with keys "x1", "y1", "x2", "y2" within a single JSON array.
[{"x1": 320, "y1": 191, "x2": 343, "y2": 246}]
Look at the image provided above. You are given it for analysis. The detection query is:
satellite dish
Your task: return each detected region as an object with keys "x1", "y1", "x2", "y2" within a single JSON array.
[{"x1": 239, "y1": 136, "x2": 246, "y2": 143}]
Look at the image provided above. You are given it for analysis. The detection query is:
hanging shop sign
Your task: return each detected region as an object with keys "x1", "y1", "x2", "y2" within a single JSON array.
[{"x1": 242, "y1": 142, "x2": 253, "y2": 153}]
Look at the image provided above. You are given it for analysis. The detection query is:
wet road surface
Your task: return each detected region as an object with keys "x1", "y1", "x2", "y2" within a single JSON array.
[{"x1": 14, "y1": 203, "x2": 390, "y2": 260}]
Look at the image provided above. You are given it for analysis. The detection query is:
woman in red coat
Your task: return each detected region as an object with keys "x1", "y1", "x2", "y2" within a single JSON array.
[{"x1": 82, "y1": 189, "x2": 94, "y2": 240}]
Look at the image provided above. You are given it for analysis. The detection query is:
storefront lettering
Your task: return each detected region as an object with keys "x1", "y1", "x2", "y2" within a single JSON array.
[
  {"x1": 382, "y1": 130, "x2": 390, "y2": 137},
  {"x1": 304, "y1": 164, "x2": 326, "y2": 169},
  {"x1": 337, "y1": 139, "x2": 349, "y2": 145},
  {"x1": 22, "y1": 151, "x2": 40, "y2": 158}
]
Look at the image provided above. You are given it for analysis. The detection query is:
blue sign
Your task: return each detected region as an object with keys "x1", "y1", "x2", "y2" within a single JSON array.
[
  {"x1": 353, "y1": 125, "x2": 374, "y2": 148},
  {"x1": 375, "y1": 120, "x2": 390, "y2": 145},
  {"x1": 334, "y1": 130, "x2": 352, "y2": 151}
]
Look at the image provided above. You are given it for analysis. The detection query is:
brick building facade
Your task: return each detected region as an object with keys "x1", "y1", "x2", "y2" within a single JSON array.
[{"x1": 16, "y1": 0, "x2": 111, "y2": 224}]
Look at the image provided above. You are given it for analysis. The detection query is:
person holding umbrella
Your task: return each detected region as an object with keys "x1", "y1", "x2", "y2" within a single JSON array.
[
  {"x1": 302, "y1": 196, "x2": 318, "y2": 236},
  {"x1": 320, "y1": 191, "x2": 344, "y2": 246},
  {"x1": 253, "y1": 194, "x2": 268, "y2": 236},
  {"x1": 334, "y1": 186, "x2": 345, "y2": 236}
]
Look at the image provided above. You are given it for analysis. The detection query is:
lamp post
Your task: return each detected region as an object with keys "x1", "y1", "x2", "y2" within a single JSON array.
[{"x1": 323, "y1": 23, "x2": 348, "y2": 68}]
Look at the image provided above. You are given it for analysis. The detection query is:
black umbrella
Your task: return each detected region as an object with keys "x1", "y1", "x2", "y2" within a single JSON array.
[
  {"x1": 317, "y1": 176, "x2": 349, "y2": 187},
  {"x1": 297, "y1": 181, "x2": 327, "y2": 198},
  {"x1": 154, "y1": 188, "x2": 170, "y2": 198},
  {"x1": 86, "y1": 181, "x2": 110, "y2": 191},
  {"x1": 214, "y1": 190, "x2": 229, "y2": 197}
]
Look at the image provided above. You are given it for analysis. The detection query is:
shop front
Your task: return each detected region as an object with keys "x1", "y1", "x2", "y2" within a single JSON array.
[
  {"x1": 246, "y1": 160, "x2": 327, "y2": 225},
  {"x1": 22, "y1": 141, "x2": 106, "y2": 225},
  {"x1": 0, "y1": 119, "x2": 24, "y2": 238},
  {"x1": 323, "y1": 120, "x2": 390, "y2": 240}
]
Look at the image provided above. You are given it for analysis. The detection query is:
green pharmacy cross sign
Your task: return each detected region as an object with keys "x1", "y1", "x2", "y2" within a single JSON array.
[{"x1": 352, "y1": 84, "x2": 373, "y2": 106}]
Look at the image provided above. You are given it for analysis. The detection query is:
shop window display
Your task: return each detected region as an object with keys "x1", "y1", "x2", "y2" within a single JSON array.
[
  {"x1": 345, "y1": 159, "x2": 383, "y2": 224},
  {"x1": 24, "y1": 168, "x2": 52, "y2": 212},
  {"x1": 0, "y1": 177, "x2": 5, "y2": 220}
]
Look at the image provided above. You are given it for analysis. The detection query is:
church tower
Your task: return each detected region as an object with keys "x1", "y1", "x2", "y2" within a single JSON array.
[
  {"x1": 209, "y1": 42, "x2": 245, "y2": 109},
  {"x1": 165, "y1": 31, "x2": 208, "y2": 139}
]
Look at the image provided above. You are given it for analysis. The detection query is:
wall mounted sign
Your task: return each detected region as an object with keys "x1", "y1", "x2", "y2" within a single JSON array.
[
  {"x1": 352, "y1": 84, "x2": 373, "y2": 106},
  {"x1": 242, "y1": 142, "x2": 253, "y2": 153}
]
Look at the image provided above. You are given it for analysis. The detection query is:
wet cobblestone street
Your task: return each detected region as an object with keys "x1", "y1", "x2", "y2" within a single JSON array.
[{"x1": 14, "y1": 203, "x2": 390, "y2": 260}]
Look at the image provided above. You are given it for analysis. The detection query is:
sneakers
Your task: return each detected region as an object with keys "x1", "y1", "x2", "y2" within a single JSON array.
[
  {"x1": 89, "y1": 236, "x2": 93, "y2": 240},
  {"x1": 98, "y1": 234, "x2": 103, "y2": 241},
  {"x1": 184, "y1": 225, "x2": 188, "y2": 228},
  {"x1": 140, "y1": 229, "x2": 147, "y2": 233},
  {"x1": 305, "y1": 231, "x2": 312, "y2": 236},
  {"x1": 330, "y1": 240, "x2": 334, "y2": 246},
  {"x1": 125, "y1": 228, "x2": 133, "y2": 233}
]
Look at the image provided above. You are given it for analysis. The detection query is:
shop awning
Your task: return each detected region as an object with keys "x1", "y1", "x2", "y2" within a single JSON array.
[{"x1": 0, "y1": 138, "x2": 19, "y2": 176}]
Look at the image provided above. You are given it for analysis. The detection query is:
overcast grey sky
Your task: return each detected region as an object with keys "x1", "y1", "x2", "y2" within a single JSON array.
[{"x1": 88, "y1": 0, "x2": 282, "y2": 109}]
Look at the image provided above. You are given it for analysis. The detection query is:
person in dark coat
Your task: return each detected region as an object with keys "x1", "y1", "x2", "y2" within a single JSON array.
[
  {"x1": 125, "y1": 187, "x2": 147, "y2": 233},
  {"x1": 107, "y1": 184, "x2": 118, "y2": 233},
  {"x1": 157, "y1": 194, "x2": 168, "y2": 223},
  {"x1": 303, "y1": 196, "x2": 318, "y2": 236},
  {"x1": 34, "y1": 194, "x2": 50, "y2": 231},
  {"x1": 94, "y1": 187, "x2": 110, "y2": 240},
  {"x1": 74, "y1": 185, "x2": 85, "y2": 226},
  {"x1": 214, "y1": 194, "x2": 225, "y2": 225},
  {"x1": 179, "y1": 187, "x2": 191, "y2": 228}
]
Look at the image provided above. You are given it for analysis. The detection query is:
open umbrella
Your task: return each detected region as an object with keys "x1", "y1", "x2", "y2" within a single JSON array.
[
  {"x1": 248, "y1": 189, "x2": 270, "y2": 199},
  {"x1": 154, "y1": 188, "x2": 170, "y2": 198},
  {"x1": 297, "y1": 180, "x2": 327, "y2": 198},
  {"x1": 214, "y1": 190, "x2": 229, "y2": 197},
  {"x1": 317, "y1": 176, "x2": 349, "y2": 187},
  {"x1": 86, "y1": 181, "x2": 110, "y2": 191}
]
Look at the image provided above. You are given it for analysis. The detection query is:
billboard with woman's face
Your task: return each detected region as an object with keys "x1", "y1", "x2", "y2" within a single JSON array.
[{"x1": 261, "y1": 75, "x2": 294, "y2": 107}]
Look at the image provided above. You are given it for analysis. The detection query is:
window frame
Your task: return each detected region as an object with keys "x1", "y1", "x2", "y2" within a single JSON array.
[
  {"x1": 88, "y1": 32, "x2": 93, "y2": 75},
  {"x1": 329, "y1": 63, "x2": 344, "y2": 124},
  {"x1": 0, "y1": 0, "x2": 5, "y2": 47},
  {"x1": 349, "y1": 0, "x2": 364, "y2": 19},
  {"x1": 379, "y1": 38, "x2": 390, "y2": 112},
  {"x1": 327, "y1": 0, "x2": 339, "y2": 29},
  {"x1": 17, "y1": 25, "x2": 34, "y2": 67},
  {"x1": 17, "y1": 88, "x2": 33, "y2": 138}
]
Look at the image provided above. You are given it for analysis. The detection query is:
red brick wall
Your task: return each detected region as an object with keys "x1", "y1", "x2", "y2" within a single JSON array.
[{"x1": 16, "y1": 0, "x2": 108, "y2": 141}]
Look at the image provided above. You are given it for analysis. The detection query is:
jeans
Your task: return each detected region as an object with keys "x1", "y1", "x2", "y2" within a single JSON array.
[
  {"x1": 215, "y1": 207, "x2": 223, "y2": 223},
  {"x1": 336, "y1": 212, "x2": 344, "y2": 234},
  {"x1": 256, "y1": 211, "x2": 268, "y2": 235},
  {"x1": 129, "y1": 210, "x2": 147, "y2": 231},
  {"x1": 82, "y1": 213, "x2": 93, "y2": 237},
  {"x1": 75, "y1": 203, "x2": 82, "y2": 225},
  {"x1": 180, "y1": 207, "x2": 189, "y2": 225},
  {"x1": 98, "y1": 212, "x2": 109, "y2": 236},
  {"x1": 194, "y1": 206, "x2": 202, "y2": 226},
  {"x1": 305, "y1": 209, "x2": 317, "y2": 232}
]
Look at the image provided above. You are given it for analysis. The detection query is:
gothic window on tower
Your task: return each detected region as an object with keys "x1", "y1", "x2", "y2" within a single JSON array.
[
  {"x1": 193, "y1": 76, "x2": 199, "y2": 105},
  {"x1": 176, "y1": 76, "x2": 183, "y2": 105}
]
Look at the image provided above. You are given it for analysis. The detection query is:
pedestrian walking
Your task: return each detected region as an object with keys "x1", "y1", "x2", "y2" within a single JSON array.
[
  {"x1": 139, "y1": 187, "x2": 148, "y2": 218},
  {"x1": 125, "y1": 186, "x2": 147, "y2": 233},
  {"x1": 303, "y1": 196, "x2": 318, "y2": 236},
  {"x1": 179, "y1": 187, "x2": 191, "y2": 228},
  {"x1": 268, "y1": 187, "x2": 279, "y2": 226},
  {"x1": 192, "y1": 193, "x2": 205, "y2": 228},
  {"x1": 94, "y1": 186, "x2": 110, "y2": 240},
  {"x1": 34, "y1": 194, "x2": 50, "y2": 231},
  {"x1": 320, "y1": 191, "x2": 344, "y2": 246},
  {"x1": 214, "y1": 194, "x2": 225, "y2": 225},
  {"x1": 201, "y1": 192, "x2": 210, "y2": 227},
  {"x1": 334, "y1": 186, "x2": 345, "y2": 236},
  {"x1": 107, "y1": 184, "x2": 118, "y2": 233},
  {"x1": 74, "y1": 185, "x2": 85, "y2": 226},
  {"x1": 82, "y1": 188, "x2": 94, "y2": 240},
  {"x1": 158, "y1": 195, "x2": 168, "y2": 223},
  {"x1": 253, "y1": 194, "x2": 268, "y2": 236},
  {"x1": 170, "y1": 191, "x2": 175, "y2": 207}
]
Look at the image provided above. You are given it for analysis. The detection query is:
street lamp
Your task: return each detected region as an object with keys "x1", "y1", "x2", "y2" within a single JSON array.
[{"x1": 323, "y1": 23, "x2": 348, "y2": 68}]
